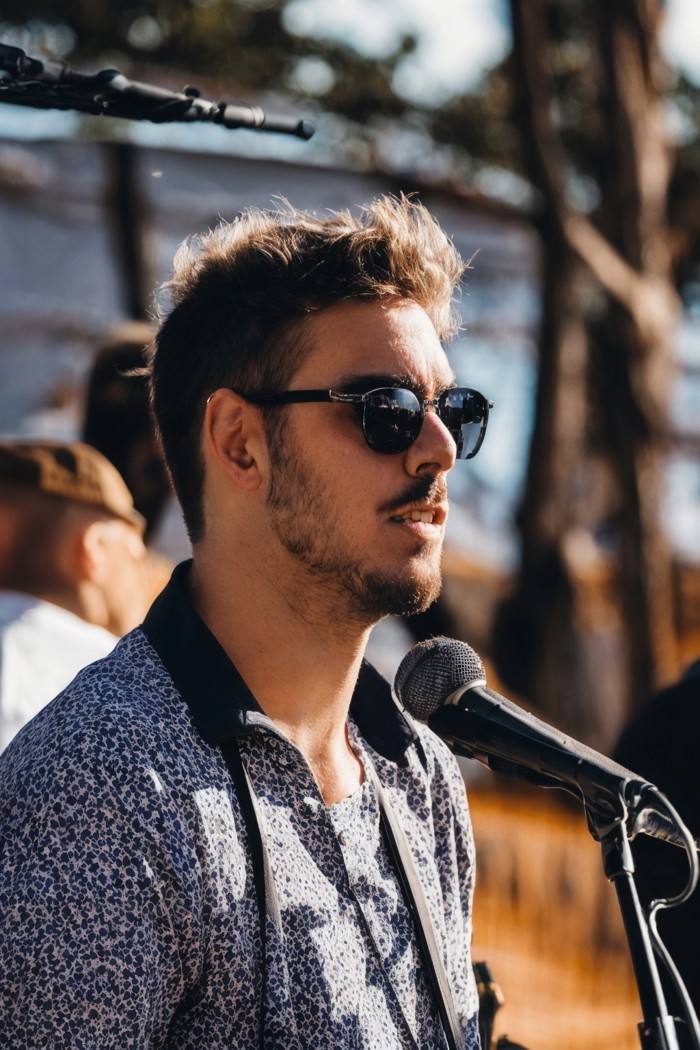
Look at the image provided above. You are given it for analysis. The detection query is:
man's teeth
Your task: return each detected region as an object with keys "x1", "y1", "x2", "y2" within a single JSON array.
[{"x1": 393, "y1": 510, "x2": 436, "y2": 523}]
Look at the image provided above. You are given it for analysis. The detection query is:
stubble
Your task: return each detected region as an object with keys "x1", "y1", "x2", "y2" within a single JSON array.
[{"x1": 265, "y1": 418, "x2": 443, "y2": 622}]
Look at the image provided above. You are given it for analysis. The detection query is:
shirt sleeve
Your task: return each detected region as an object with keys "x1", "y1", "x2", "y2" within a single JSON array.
[{"x1": 0, "y1": 749, "x2": 191, "y2": 1049}]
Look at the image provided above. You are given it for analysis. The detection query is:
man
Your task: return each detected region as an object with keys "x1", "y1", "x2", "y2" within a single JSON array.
[
  {"x1": 0, "y1": 440, "x2": 148, "y2": 749},
  {"x1": 0, "y1": 197, "x2": 491, "y2": 1047}
]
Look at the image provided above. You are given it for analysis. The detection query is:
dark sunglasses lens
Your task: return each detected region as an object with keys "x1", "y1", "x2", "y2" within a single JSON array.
[
  {"x1": 363, "y1": 388, "x2": 422, "y2": 453},
  {"x1": 440, "y1": 389, "x2": 488, "y2": 459}
]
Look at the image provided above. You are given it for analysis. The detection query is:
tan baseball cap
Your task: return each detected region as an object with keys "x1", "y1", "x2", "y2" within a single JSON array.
[{"x1": 0, "y1": 441, "x2": 145, "y2": 533}]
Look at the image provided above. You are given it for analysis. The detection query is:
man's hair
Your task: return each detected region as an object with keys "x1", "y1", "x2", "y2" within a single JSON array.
[{"x1": 149, "y1": 194, "x2": 466, "y2": 542}]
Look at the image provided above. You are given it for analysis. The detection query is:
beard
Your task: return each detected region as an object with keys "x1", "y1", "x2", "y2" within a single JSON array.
[{"x1": 265, "y1": 420, "x2": 443, "y2": 622}]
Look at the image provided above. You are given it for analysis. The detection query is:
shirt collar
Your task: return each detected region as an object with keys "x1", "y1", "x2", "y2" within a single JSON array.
[{"x1": 141, "y1": 560, "x2": 418, "y2": 764}]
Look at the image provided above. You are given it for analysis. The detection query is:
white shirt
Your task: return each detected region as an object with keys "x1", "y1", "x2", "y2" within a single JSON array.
[{"x1": 0, "y1": 591, "x2": 117, "y2": 750}]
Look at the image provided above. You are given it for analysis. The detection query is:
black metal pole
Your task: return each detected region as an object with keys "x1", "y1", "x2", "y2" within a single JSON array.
[{"x1": 600, "y1": 823, "x2": 683, "y2": 1050}]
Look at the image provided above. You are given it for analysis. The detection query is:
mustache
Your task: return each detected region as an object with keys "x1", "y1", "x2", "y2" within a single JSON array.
[{"x1": 379, "y1": 476, "x2": 448, "y2": 516}]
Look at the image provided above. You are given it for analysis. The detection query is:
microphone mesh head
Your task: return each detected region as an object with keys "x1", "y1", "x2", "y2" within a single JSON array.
[{"x1": 394, "y1": 636, "x2": 485, "y2": 722}]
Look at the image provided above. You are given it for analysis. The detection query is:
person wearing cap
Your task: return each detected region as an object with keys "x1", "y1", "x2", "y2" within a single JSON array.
[{"x1": 0, "y1": 440, "x2": 148, "y2": 749}]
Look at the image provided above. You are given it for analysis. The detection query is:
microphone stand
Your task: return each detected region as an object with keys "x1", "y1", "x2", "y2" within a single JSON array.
[
  {"x1": 431, "y1": 707, "x2": 697, "y2": 1050},
  {"x1": 587, "y1": 808, "x2": 683, "y2": 1050}
]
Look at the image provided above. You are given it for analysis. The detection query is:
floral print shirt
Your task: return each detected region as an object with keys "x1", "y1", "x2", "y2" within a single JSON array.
[{"x1": 0, "y1": 563, "x2": 479, "y2": 1049}]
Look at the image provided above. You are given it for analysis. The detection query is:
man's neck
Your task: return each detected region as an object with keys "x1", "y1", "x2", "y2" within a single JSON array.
[{"x1": 189, "y1": 551, "x2": 372, "y2": 804}]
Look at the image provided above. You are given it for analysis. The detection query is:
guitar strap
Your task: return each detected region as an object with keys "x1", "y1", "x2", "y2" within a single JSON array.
[{"x1": 220, "y1": 737, "x2": 463, "y2": 1050}]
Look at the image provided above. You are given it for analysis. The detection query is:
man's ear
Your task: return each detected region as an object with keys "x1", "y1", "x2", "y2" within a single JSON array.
[
  {"x1": 203, "y1": 388, "x2": 267, "y2": 491},
  {"x1": 75, "y1": 519, "x2": 111, "y2": 585}
]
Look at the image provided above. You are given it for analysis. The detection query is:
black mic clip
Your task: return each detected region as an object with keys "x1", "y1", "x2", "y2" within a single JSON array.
[{"x1": 583, "y1": 778, "x2": 697, "y2": 856}]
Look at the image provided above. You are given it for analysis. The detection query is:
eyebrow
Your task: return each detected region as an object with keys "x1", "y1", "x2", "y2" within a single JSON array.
[{"x1": 333, "y1": 371, "x2": 458, "y2": 396}]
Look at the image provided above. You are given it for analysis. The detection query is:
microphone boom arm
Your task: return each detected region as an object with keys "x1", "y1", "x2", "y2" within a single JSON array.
[{"x1": 0, "y1": 42, "x2": 315, "y2": 140}]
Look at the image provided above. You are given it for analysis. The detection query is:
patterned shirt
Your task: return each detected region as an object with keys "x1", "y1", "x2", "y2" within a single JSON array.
[{"x1": 0, "y1": 563, "x2": 479, "y2": 1049}]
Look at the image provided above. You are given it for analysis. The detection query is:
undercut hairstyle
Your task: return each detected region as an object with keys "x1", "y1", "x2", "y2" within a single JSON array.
[{"x1": 149, "y1": 194, "x2": 466, "y2": 542}]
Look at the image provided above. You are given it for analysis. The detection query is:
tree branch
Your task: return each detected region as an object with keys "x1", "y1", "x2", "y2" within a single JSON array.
[{"x1": 563, "y1": 213, "x2": 680, "y2": 341}]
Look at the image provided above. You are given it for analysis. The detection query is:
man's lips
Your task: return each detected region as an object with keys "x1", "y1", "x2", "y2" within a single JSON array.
[{"x1": 388, "y1": 502, "x2": 448, "y2": 527}]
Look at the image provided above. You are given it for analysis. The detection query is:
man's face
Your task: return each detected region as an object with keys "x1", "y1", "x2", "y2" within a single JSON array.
[{"x1": 264, "y1": 299, "x2": 457, "y2": 623}]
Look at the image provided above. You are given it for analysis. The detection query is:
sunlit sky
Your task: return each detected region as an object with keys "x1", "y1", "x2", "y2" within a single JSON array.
[
  {"x1": 283, "y1": 0, "x2": 700, "y2": 103},
  {"x1": 283, "y1": 0, "x2": 510, "y2": 104}
]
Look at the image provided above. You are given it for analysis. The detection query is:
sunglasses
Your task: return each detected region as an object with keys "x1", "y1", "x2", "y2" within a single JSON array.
[{"x1": 241, "y1": 385, "x2": 493, "y2": 458}]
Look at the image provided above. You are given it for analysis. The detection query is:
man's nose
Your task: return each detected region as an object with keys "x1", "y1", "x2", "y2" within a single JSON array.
[{"x1": 404, "y1": 406, "x2": 457, "y2": 477}]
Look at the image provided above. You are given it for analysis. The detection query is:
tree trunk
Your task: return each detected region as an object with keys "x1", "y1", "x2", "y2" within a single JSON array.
[
  {"x1": 591, "y1": 0, "x2": 680, "y2": 709},
  {"x1": 494, "y1": 0, "x2": 595, "y2": 734},
  {"x1": 495, "y1": 0, "x2": 681, "y2": 738},
  {"x1": 494, "y1": 230, "x2": 599, "y2": 733}
]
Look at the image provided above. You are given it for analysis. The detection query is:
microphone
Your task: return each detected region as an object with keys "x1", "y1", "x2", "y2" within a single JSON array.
[{"x1": 395, "y1": 636, "x2": 693, "y2": 851}]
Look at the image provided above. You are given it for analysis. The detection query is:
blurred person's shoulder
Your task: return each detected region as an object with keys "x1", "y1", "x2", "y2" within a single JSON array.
[
  {"x1": 0, "y1": 590, "x2": 116, "y2": 659},
  {"x1": 615, "y1": 659, "x2": 700, "y2": 767},
  {"x1": 0, "y1": 625, "x2": 203, "y2": 803},
  {"x1": 0, "y1": 591, "x2": 118, "y2": 749},
  {"x1": 614, "y1": 658, "x2": 700, "y2": 831}
]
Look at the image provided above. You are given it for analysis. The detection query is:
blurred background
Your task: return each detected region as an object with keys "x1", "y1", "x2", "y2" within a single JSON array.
[{"x1": 1, "y1": 2, "x2": 700, "y2": 1046}]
